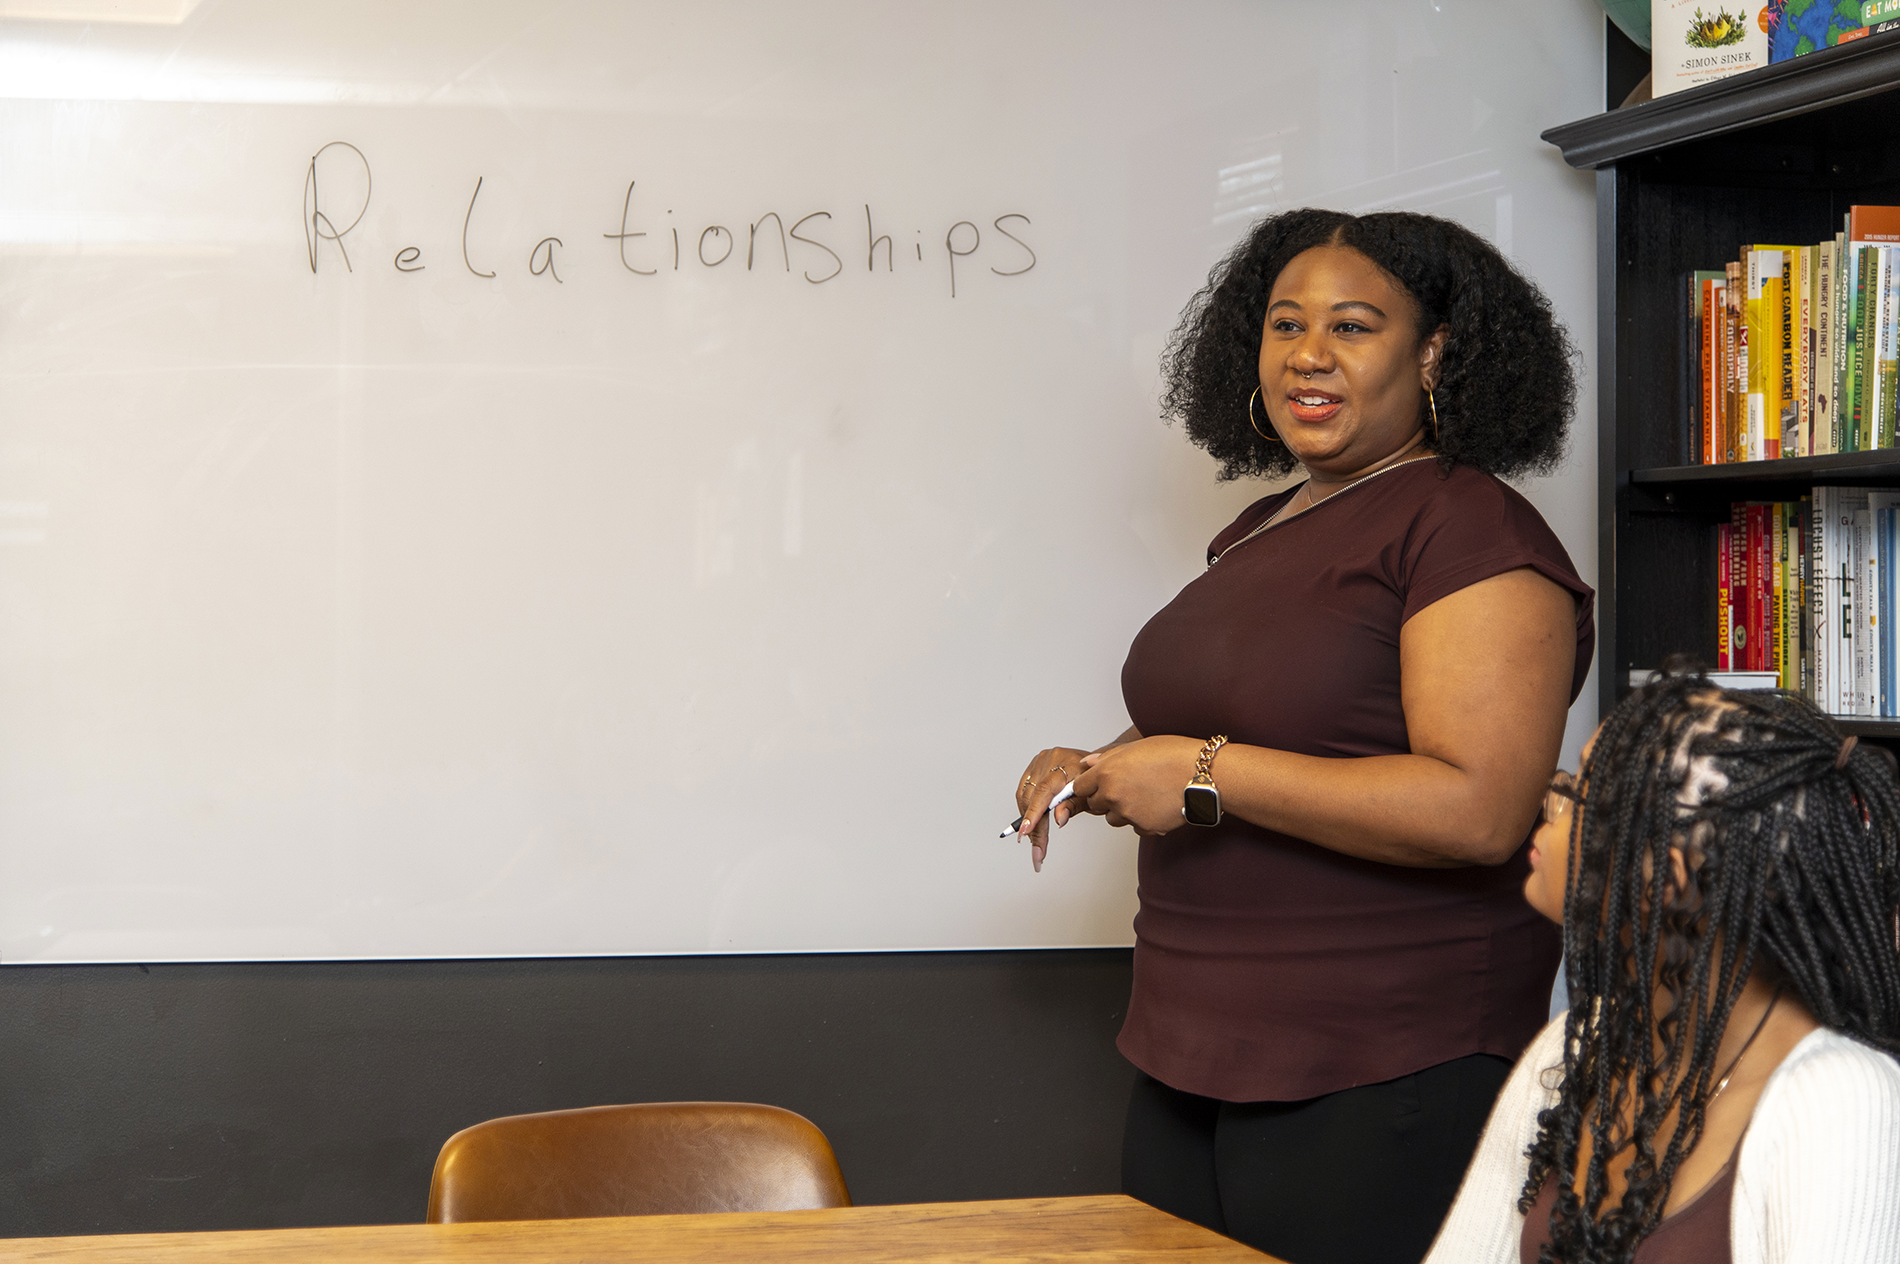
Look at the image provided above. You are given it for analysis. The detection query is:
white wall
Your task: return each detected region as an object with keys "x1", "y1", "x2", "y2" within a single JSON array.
[{"x1": 0, "y1": 0, "x2": 1604, "y2": 961}]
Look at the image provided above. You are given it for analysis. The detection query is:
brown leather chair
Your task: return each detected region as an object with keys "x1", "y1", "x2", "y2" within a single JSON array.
[{"x1": 425, "y1": 1101, "x2": 851, "y2": 1223}]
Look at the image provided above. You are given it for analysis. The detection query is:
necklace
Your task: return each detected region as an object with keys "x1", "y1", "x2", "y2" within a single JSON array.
[
  {"x1": 1707, "y1": 988, "x2": 1781, "y2": 1105},
  {"x1": 1211, "y1": 448, "x2": 1432, "y2": 564}
]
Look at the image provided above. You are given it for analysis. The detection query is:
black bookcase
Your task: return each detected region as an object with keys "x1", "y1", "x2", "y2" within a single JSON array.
[{"x1": 1543, "y1": 31, "x2": 1900, "y2": 740}]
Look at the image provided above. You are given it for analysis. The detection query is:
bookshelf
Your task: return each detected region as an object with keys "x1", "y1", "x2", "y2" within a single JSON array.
[{"x1": 1543, "y1": 30, "x2": 1900, "y2": 740}]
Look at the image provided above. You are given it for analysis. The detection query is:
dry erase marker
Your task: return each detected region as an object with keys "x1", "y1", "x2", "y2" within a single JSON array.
[{"x1": 1000, "y1": 782, "x2": 1076, "y2": 837}]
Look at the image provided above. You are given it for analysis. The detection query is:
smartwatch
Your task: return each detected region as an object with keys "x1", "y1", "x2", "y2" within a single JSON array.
[{"x1": 1183, "y1": 734, "x2": 1229, "y2": 827}]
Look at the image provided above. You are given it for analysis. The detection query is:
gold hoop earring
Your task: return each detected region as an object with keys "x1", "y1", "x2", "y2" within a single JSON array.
[
  {"x1": 1248, "y1": 388, "x2": 1282, "y2": 444},
  {"x1": 1427, "y1": 389, "x2": 1440, "y2": 442}
]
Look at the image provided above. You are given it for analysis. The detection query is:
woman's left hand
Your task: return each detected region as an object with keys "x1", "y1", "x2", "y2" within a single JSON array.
[{"x1": 1068, "y1": 736, "x2": 1207, "y2": 835}]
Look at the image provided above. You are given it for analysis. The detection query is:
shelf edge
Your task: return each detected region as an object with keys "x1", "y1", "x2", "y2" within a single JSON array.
[
  {"x1": 1542, "y1": 31, "x2": 1900, "y2": 169},
  {"x1": 1631, "y1": 453, "x2": 1900, "y2": 485}
]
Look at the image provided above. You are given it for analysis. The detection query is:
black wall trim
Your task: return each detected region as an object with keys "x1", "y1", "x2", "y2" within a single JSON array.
[{"x1": 0, "y1": 949, "x2": 1136, "y2": 1238}]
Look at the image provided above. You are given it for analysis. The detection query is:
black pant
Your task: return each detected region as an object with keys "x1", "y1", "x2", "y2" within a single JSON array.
[{"x1": 1121, "y1": 1054, "x2": 1511, "y2": 1264}]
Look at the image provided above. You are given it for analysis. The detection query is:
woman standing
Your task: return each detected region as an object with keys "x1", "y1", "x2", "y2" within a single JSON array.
[{"x1": 1012, "y1": 208, "x2": 1593, "y2": 1264}]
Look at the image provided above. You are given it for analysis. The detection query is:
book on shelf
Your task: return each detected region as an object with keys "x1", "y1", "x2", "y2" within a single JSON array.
[
  {"x1": 1718, "y1": 520, "x2": 1733, "y2": 669},
  {"x1": 1766, "y1": 2, "x2": 1881, "y2": 64},
  {"x1": 1653, "y1": 1, "x2": 1770, "y2": 96},
  {"x1": 1690, "y1": 209, "x2": 1900, "y2": 463},
  {"x1": 1728, "y1": 485, "x2": 1900, "y2": 717},
  {"x1": 1727, "y1": 259, "x2": 1743, "y2": 462},
  {"x1": 1694, "y1": 269, "x2": 1725, "y2": 463},
  {"x1": 1748, "y1": 484, "x2": 1900, "y2": 714},
  {"x1": 1796, "y1": 245, "x2": 1812, "y2": 459},
  {"x1": 1817, "y1": 242, "x2": 1835, "y2": 452}
]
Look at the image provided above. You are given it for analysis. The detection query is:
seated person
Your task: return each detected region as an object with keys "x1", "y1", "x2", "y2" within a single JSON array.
[{"x1": 1424, "y1": 669, "x2": 1900, "y2": 1263}]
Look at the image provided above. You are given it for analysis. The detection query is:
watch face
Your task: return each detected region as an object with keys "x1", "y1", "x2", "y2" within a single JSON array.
[{"x1": 1183, "y1": 783, "x2": 1221, "y2": 827}]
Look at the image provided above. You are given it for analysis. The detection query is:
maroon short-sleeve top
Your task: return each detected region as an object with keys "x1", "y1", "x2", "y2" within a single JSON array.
[{"x1": 1116, "y1": 460, "x2": 1594, "y2": 1103}]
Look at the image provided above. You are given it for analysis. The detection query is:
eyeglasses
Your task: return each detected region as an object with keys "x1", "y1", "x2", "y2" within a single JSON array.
[{"x1": 1542, "y1": 769, "x2": 1580, "y2": 825}]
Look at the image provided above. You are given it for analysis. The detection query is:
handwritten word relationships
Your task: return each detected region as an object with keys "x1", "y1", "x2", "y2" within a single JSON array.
[{"x1": 301, "y1": 142, "x2": 1037, "y2": 299}]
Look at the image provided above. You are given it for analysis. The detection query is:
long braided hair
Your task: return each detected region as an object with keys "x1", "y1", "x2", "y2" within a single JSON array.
[{"x1": 1521, "y1": 667, "x2": 1900, "y2": 1263}]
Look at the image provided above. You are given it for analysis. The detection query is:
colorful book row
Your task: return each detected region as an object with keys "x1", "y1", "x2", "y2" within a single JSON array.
[
  {"x1": 1692, "y1": 205, "x2": 1900, "y2": 463},
  {"x1": 1717, "y1": 487, "x2": 1900, "y2": 717}
]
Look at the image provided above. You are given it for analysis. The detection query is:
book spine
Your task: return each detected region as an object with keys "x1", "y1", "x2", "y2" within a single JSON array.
[
  {"x1": 1867, "y1": 245, "x2": 1884, "y2": 448},
  {"x1": 1848, "y1": 246, "x2": 1866, "y2": 450},
  {"x1": 1780, "y1": 249, "x2": 1795, "y2": 458},
  {"x1": 1790, "y1": 506, "x2": 1804, "y2": 692},
  {"x1": 1888, "y1": 507, "x2": 1899, "y2": 715},
  {"x1": 1816, "y1": 487, "x2": 1836, "y2": 710},
  {"x1": 1800, "y1": 496, "x2": 1814, "y2": 699},
  {"x1": 1877, "y1": 243, "x2": 1892, "y2": 446},
  {"x1": 1829, "y1": 236, "x2": 1842, "y2": 450},
  {"x1": 1818, "y1": 242, "x2": 1835, "y2": 453},
  {"x1": 1837, "y1": 489, "x2": 1854, "y2": 713},
  {"x1": 1710, "y1": 273, "x2": 1725, "y2": 461},
  {"x1": 1876, "y1": 246, "x2": 1892, "y2": 447},
  {"x1": 1754, "y1": 504, "x2": 1773, "y2": 672},
  {"x1": 1831, "y1": 486, "x2": 1846, "y2": 710},
  {"x1": 1725, "y1": 273, "x2": 1740, "y2": 461},
  {"x1": 1882, "y1": 507, "x2": 1894, "y2": 715},
  {"x1": 1837, "y1": 234, "x2": 1850, "y2": 450},
  {"x1": 1854, "y1": 247, "x2": 1869, "y2": 448},
  {"x1": 1727, "y1": 261, "x2": 1744, "y2": 463},
  {"x1": 1854, "y1": 509, "x2": 1869, "y2": 710},
  {"x1": 1869, "y1": 511, "x2": 1882, "y2": 712},
  {"x1": 1717, "y1": 522, "x2": 1732, "y2": 670},
  {"x1": 1747, "y1": 249, "x2": 1766, "y2": 461},
  {"x1": 1774, "y1": 501, "x2": 1788, "y2": 687},
  {"x1": 1740, "y1": 503, "x2": 1755, "y2": 670},
  {"x1": 1734, "y1": 503, "x2": 1753, "y2": 672},
  {"x1": 1842, "y1": 238, "x2": 1855, "y2": 451},
  {"x1": 1799, "y1": 245, "x2": 1813, "y2": 456}
]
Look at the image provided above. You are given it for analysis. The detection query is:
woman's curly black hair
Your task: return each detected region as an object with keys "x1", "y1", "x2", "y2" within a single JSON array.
[
  {"x1": 1521, "y1": 666, "x2": 1900, "y2": 1264},
  {"x1": 1159, "y1": 207, "x2": 1576, "y2": 481}
]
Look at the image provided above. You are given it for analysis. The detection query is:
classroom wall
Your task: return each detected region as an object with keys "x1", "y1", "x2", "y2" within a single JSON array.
[
  {"x1": 0, "y1": 4, "x2": 1613, "y2": 1237},
  {"x1": 0, "y1": 950, "x2": 1134, "y2": 1236}
]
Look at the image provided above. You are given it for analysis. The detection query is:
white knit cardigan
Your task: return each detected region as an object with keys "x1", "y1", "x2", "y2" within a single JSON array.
[{"x1": 1422, "y1": 1012, "x2": 1900, "y2": 1264}]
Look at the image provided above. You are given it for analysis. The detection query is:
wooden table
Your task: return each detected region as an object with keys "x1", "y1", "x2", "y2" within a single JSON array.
[{"x1": 0, "y1": 1195, "x2": 1286, "y2": 1262}]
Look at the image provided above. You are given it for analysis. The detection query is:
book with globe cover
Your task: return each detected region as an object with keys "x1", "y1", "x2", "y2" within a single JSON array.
[{"x1": 1767, "y1": 0, "x2": 1876, "y2": 62}]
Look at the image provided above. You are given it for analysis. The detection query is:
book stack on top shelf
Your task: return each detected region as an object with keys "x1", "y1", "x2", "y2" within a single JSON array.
[{"x1": 1544, "y1": 24, "x2": 1900, "y2": 739}]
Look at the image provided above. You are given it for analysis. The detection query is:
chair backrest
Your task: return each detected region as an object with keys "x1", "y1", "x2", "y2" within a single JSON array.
[{"x1": 425, "y1": 1101, "x2": 850, "y2": 1223}]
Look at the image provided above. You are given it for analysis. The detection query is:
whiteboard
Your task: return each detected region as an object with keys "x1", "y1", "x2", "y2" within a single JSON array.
[{"x1": 0, "y1": 0, "x2": 1605, "y2": 962}]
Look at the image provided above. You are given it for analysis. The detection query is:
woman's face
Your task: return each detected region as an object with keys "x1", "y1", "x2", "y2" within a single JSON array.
[
  {"x1": 1525, "y1": 729, "x2": 1597, "y2": 925},
  {"x1": 1258, "y1": 244, "x2": 1447, "y2": 475}
]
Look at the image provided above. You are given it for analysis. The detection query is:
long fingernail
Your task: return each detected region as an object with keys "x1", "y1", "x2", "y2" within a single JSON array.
[{"x1": 1055, "y1": 807, "x2": 1068, "y2": 828}]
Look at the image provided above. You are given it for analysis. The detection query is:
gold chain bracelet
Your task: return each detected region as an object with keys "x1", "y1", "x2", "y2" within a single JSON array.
[{"x1": 1194, "y1": 735, "x2": 1229, "y2": 782}]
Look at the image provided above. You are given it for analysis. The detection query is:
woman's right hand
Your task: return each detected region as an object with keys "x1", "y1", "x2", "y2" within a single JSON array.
[{"x1": 1015, "y1": 747, "x2": 1092, "y2": 871}]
